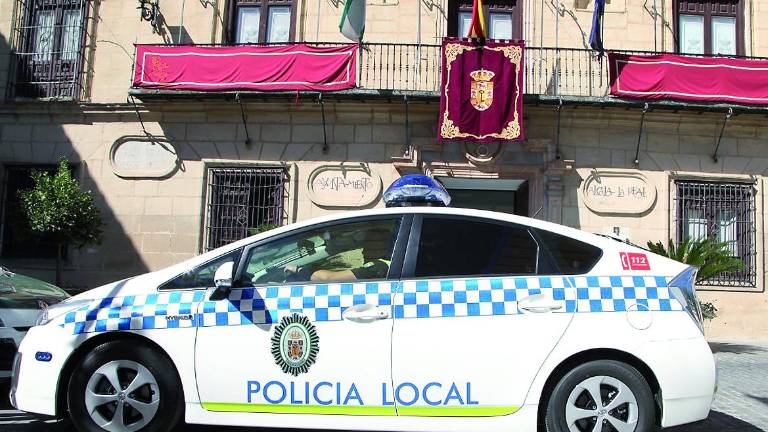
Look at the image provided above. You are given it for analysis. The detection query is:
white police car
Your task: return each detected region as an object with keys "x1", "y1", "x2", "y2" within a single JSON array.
[{"x1": 11, "y1": 176, "x2": 715, "y2": 432}]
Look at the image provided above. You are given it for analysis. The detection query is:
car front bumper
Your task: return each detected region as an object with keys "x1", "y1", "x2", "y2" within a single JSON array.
[
  {"x1": 11, "y1": 325, "x2": 77, "y2": 416},
  {"x1": 0, "y1": 326, "x2": 28, "y2": 379}
]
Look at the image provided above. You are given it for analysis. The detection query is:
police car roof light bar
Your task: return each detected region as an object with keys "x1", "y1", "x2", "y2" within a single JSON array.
[{"x1": 383, "y1": 174, "x2": 451, "y2": 207}]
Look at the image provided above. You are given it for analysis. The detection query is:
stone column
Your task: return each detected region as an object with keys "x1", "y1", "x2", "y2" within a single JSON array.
[{"x1": 545, "y1": 174, "x2": 564, "y2": 224}]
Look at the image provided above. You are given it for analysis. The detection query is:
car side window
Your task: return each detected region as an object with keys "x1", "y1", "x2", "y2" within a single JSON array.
[
  {"x1": 415, "y1": 217, "x2": 539, "y2": 278},
  {"x1": 238, "y1": 218, "x2": 401, "y2": 285},
  {"x1": 535, "y1": 228, "x2": 602, "y2": 274},
  {"x1": 159, "y1": 250, "x2": 241, "y2": 290}
]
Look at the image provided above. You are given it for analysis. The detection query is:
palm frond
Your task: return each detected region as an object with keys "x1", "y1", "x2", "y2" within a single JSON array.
[{"x1": 645, "y1": 236, "x2": 743, "y2": 283}]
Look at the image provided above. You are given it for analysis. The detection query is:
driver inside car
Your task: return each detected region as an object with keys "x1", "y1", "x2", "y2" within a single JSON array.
[{"x1": 284, "y1": 228, "x2": 393, "y2": 282}]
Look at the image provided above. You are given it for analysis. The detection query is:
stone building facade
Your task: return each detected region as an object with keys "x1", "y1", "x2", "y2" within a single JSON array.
[{"x1": 1, "y1": 0, "x2": 768, "y2": 339}]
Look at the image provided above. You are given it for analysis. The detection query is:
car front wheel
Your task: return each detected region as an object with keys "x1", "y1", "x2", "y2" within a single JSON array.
[
  {"x1": 67, "y1": 340, "x2": 183, "y2": 432},
  {"x1": 545, "y1": 360, "x2": 656, "y2": 432}
]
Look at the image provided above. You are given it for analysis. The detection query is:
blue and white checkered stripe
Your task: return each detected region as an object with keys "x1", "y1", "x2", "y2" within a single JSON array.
[
  {"x1": 395, "y1": 276, "x2": 572, "y2": 319},
  {"x1": 569, "y1": 275, "x2": 679, "y2": 313},
  {"x1": 196, "y1": 282, "x2": 398, "y2": 329},
  {"x1": 58, "y1": 275, "x2": 683, "y2": 335},
  {"x1": 61, "y1": 291, "x2": 206, "y2": 335}
]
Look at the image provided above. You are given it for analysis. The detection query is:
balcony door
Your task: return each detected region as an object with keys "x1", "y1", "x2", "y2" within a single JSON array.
[
  {"x1": 226, "y1": 0, "x2": 296, "y2": 44},
  {"x1": 17, "y1": 0, "x2": 88, "y2": 98},
  {"x1": 674, "y1": 0, "x2": 744, "y2": 55},
  {"x1": 448, "y1": 0, "x2": 523, "y2": 40}
]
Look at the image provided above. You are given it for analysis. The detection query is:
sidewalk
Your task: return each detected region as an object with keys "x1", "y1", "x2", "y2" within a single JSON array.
[{"x1": 667, "y1": 340, "x2": 768, "y2": 432}]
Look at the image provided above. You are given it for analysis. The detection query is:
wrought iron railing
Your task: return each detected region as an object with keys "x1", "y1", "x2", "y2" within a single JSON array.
[{"x1": 130, "y1": 42, "x2": 768, "y2": 99}]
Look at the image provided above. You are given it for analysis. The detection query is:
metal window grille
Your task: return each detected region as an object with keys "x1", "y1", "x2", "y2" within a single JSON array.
[
  {"x1": 7, "y1": 0, "x2": 91, "y2": 100},
  {"x1": 674, "y1": 181, "x2": 757, "y2": 287},
  {"x1": 204, "y1": 167, "x2": 288, "y2": 252}
]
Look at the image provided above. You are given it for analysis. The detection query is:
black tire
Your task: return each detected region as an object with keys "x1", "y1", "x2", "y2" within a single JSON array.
[
  {"x1": 545, "y1": 360, "x2": 656, "y2": 432},
  {"x1": 67, "y1": 340, "x2": 183, "y2": 432}
]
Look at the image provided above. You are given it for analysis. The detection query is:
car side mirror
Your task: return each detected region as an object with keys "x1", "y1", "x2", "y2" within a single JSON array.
[{"x1": 210, "y1": 261, "x2": 234, "y2": 301}]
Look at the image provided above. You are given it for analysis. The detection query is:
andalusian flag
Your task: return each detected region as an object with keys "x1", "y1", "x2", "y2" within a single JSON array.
[
  {"x1": 340, "y1": 0, "x2": 366, "y2": 42},
  {"x1": 466, "y1": 0, "x2": 487, "y2": 39}
]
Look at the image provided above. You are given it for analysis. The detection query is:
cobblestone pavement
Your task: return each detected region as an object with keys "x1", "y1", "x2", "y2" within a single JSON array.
[{"x1": 2, "y1": 340, "x2": 767, "y2": 432}]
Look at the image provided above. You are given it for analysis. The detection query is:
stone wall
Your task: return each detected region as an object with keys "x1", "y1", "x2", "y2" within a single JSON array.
[
  {"x1": 2, "y1": 100, "x2": 766, "y2": 338},
  {"x1": 3, "y1": 1, "x2": 767, "y2": 105},
  {"x1": 546, "y1": 106, "x2": 768, "y2": 339},
  {"x1": 0, "y1": 100, "x2": 433, "y2": 288}
]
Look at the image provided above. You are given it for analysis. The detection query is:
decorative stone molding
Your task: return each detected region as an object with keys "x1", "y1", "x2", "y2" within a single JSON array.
[
  {"x1": 307, "y1": 164, "x2": 383, "y2": 208},
  {"x1": 109, "y1": 135, "x2": 179, "y2": 179},
  {"x1": 577, "y1": 168, "x2": 657, "y2": 215},
  {"x1": 462, "y1": 142, "x2": 504, "y2": 165}
]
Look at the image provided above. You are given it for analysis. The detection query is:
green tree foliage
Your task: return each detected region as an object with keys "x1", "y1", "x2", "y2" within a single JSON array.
[
  {"x1": 18, "y1": 158, "x2": 103, "y2": 285},
  {"x1": 646, "y1": 236, "x2": 743, "y2": 320}
]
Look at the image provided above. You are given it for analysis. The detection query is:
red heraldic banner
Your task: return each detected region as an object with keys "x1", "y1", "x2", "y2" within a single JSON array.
[
  {"x1": 438, "y1": 38, "x2": 525, "y2": 142},
  {"x1": 609, "y1": 53, "x2": 768, "y2": 105},
  {"x1": 133, "y1": 44, "x2": 357, "y2": 91}
]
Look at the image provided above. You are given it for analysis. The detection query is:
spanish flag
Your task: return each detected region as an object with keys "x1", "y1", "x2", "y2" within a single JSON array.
[{"x1": 466, "y1": 0, "x2": 487, "y2": 39}]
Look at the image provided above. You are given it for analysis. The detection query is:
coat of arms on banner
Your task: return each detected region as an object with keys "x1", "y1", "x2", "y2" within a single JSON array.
[
  {"x1": 438, "y1": 39, "x2": 525, "y2": 142},
  {"x1": 469, "y1": 69, "x2": 495, "y2": 111}
]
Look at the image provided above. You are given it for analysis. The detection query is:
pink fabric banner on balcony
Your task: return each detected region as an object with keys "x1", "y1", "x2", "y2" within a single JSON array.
[
  {"x1": 133, "y1": 44, "x2": 357, "y2": 91},
  {"x1": 438, "y1": 38, "x2": 525, "y2": 142},
  {"x1": 609, "y1": 53, "x2": 768, "y2": 105}
]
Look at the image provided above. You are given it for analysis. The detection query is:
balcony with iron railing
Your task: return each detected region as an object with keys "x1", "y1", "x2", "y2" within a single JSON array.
[
  {"x1": 129, "y1": 42, "x2": 612, "y2": 100},
  {"x1": 129, "y1": 42, "x2": 768, "y2": 112}
]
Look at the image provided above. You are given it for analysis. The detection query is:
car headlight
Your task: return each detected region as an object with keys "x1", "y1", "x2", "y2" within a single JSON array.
[
  {"x1": 668, "y1": 266, "x2": 703, "y2": 334},
  {"x1": 35, "y1": 298, "x2": 92, "y2": 326}
]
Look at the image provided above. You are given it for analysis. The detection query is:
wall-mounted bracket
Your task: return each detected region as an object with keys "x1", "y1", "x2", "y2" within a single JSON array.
[
  {"x1": 236, "y1": 93, "x2": 252, "y2": 146},
  {"x1": 633, "y1": 103, "x2": 650, "y2": 166},
  {"x1": 319, "y1": 93, "x2": 329, "y2": 153},
  {"x1": 712, "y1": 107, "x2": 734, "y2": 163},
  {"x1": 128, "y1": 95, "x2": 151, "y2": 137}
]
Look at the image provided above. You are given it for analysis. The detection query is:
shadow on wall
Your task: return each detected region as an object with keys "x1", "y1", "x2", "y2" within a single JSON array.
[{"x1": 0, "y1": 34, "x2": 149, "y2": 292}]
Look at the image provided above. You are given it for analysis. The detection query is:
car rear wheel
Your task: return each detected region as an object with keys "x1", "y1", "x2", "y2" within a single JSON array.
[
  {"x1": 545, "y1": 360, "x2": 655, "y2": 432},
  {"x1": 67, "y1": 340, "x2": 183, "y2": 432}
]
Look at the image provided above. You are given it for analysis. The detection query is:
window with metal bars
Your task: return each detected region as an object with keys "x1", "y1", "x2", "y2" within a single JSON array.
[
  {"x1": 204, "y1": 167, "x2": 288, "y2": 252},
  {"x1": 674, "y1": 180, "x2": 756, "y2": 287},
  {"x1": 7, "y1": 0, "x2": 90, "y2": 100}
]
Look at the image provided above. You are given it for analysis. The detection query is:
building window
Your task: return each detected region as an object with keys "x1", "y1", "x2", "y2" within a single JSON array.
[
  {"x1": 0, "y1": 165, "x2": 59, "y2": 259},
  {"x1": 9, "y1": 0, "x2": 90, "y2": 99},
  {"x1": 674, "y1": 181, "x2": 756, "y2": 287},
  {"x1": 203, "y1": 167, "x2": 288, "y2": 252},
  {"x1": 675, "y1": 0, "x2": 743, "y2": 55},
  {"x1": 228, "y1": 0, "x2": 295, "y2": 44},
  {"x1": 448, "y1": 0, "x2": 521, "y2": 40}
]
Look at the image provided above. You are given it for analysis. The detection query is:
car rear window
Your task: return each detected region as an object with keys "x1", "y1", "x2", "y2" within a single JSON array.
[
  {"x1": 535, "y1": 228, "x2": 602, "y2": 274},
  {"x1": 414, "y1": 217, "x2": 539, "y2": 278}
]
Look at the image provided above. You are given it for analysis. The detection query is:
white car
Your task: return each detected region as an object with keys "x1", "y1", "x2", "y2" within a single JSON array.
[
  {"x1": 0, "y1": 267, "x2": 69, "y2": 380},
  {"x1": 10, "y1": 206, "x2": 715, "y2": 432}
]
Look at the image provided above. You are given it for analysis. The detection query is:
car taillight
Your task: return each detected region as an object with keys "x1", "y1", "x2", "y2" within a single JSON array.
[{"x1": 668, "y1": 266, "x2": 704, "y2": 334}]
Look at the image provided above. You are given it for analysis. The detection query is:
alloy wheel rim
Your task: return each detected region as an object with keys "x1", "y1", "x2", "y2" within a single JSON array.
[
  {"x1": 85, "y1": 360, "x2": 160, "y2": 432},
  {"x1": 564, "y1": 375, "x2": 639, "y2": 432}
]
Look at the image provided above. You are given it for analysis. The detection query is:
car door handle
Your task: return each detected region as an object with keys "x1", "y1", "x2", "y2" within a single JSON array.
[
  {"x1": 518, "y1": 294, "x2": 563, "y2": 313},
  {"x1": 343, "y1": 304, "x2": 389, "y2": 323}
]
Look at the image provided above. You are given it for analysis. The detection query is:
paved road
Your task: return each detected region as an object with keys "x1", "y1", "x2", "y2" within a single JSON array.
[{"x1": 2, "y1": 340, "x2": 767, "y2": 431}]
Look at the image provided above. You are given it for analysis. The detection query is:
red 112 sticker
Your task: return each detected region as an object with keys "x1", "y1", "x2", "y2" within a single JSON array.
[{"x1": 620, "y1": 252, "x2": 651, "y2": 271}]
